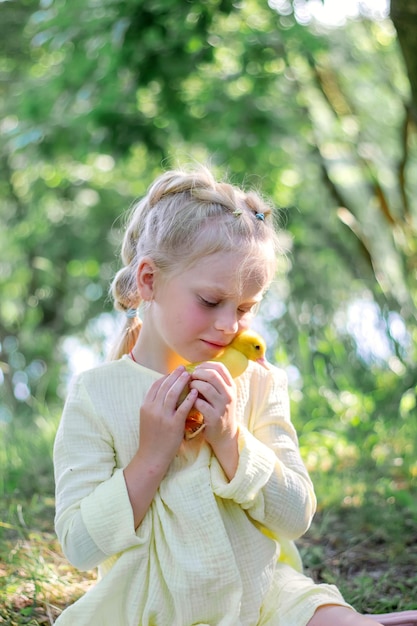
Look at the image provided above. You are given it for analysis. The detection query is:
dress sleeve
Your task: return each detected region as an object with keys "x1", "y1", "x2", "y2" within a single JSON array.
[
  {"x1": 210, "y1": 364, "x2": 316, "y2": 540},
  {"x1": 54, "y1": 376, "x2": 147, "y2": 571}
]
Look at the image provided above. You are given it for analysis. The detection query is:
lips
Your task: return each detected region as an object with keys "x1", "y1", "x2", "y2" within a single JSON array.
[{"x1": 201, "y1": 339, "x2": 229, "y2": 350}]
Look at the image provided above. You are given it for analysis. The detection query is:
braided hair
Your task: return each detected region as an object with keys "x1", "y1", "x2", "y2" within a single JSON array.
[{"x1": 108, "y1": 166, "x2": 280, "y2": 360}]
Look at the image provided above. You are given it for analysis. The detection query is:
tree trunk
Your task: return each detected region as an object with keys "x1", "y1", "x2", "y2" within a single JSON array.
[{"x1": 390, "y1": 0, "x2": 417, "y2": 121}]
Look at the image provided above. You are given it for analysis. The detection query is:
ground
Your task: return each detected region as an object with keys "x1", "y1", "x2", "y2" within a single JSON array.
[{"x1": 1, "y1": 487, "x2": 416, "y2": 625}]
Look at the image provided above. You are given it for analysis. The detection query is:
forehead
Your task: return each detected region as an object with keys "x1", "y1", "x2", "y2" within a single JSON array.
[{"x1": 182, "y1": 251, "x2": 271, "y2": 298}]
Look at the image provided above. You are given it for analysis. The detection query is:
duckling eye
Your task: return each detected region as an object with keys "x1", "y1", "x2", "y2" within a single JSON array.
[{"x1": 255, "y1": 344, "x2": 261, "y2": 351}]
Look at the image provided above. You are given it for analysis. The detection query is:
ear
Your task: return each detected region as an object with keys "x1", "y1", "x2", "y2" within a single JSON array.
[{"x1": 136, "y1": 257, "x2": 157, "y2": 301}]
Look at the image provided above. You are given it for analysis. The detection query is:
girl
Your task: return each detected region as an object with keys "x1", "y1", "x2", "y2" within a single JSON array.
[{"x1": 53, "y1": 166, "x2": 382, "y2": 626}]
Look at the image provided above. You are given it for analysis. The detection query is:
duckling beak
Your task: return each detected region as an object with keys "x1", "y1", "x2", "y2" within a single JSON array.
[{"x1": 256, "y1": 356, "x2": 270, "y2": 369}]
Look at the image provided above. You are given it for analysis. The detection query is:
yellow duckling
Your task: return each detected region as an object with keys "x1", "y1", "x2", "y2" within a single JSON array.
[{"x1": 183, "y1": 329, "x2": 268, "y2": 439}]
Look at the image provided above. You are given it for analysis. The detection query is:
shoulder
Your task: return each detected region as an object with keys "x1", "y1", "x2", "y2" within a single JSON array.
[
  {"x1": 60, "y1": 358, "x2": 162, "y2": 432},
  {"x1": 235, "y1": 361, "x2": 289, "y2": 410},
  {"x1": 70, "y1": 357, "x2": 130, "y2": 387},
  {"x1": 240, "y1": 360, "x2": 288, "y2": 390},
  {"x1": 234, "y1": 361, "x2": 291, "y2": 428},
  {"x1": 67, "y1": 356, "x2": 162, "y2": 398},
  {"x1": 75, "y1": 356, "x2": 161, "y2": 382}
]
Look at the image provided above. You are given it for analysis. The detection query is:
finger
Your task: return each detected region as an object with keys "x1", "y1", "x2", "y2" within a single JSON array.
[
  {"x1": 190, "y1": 372, "x2": 234, "y2": 404},
  {"x1": 192, "y1": 362, "x2": 233, "y2": 386},
  {"x1": 145, "y1": 374, "x2": 169, "y2": 402},
  {"x1": 153, "y1": 367, "x2": 187, "y2": 398},
  {"x1": 189, "y1": 379, "x2": 221, "y2": 403},
  {"x1": 191, "y1": 376, "x2": 236, "y2": 422},
  {"x1": 176, "y1": 388, "x2": 199, "y2": 418},
  {"x1": 143, "y1": 370, "x2": 189, "y2": 419},
  {"x1": 162, "y1": 370, "x2": 192, "y2": 408}
]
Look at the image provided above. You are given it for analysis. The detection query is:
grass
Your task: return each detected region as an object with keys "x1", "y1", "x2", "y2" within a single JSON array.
[
  {"x1": 1, "y1": 403, "x2": 416, "y2": 624},
  {"x1": 0, "y1": 407, "x2": 97, "y2": 625},
  {"x1": 299, "y1": 492, "x2": 417, "y2": 614},
  {"x1": 0, "y1": 494, "x2": 96, "y2": 625}
]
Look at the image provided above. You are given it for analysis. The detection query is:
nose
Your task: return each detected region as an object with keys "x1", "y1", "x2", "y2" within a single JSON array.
[{"x1": 214, "y1": 308, "x2": 239, "y2": 334}]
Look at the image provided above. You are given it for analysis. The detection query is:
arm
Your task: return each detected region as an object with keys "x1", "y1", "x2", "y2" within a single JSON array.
[
  {"x1": 54, "y1": 367, "x2": 197, "y2": 570},
  {"x1": 54, "y1": 376, "x2": 136, "y2": 571},
  {"x1": 210, "y1": 363, "x2": 316, "y2": 540},
  {"x1": 123, "y1": 367, "x2": 198, "y2": 529}
]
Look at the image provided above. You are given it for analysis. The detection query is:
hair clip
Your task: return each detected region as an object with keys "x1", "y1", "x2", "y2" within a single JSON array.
[
  {"x1": 232, "y1": 209, "x2": 243, "y2": 217},
  {"x1": 125, "y1": 308, "x2": 138, "y2": 318},
  {"x1": 255, "y1": 212, "x2": 265, "y2": 221}
]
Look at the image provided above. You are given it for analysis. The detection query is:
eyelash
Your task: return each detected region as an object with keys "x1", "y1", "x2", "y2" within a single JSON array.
[
  {"x1": 200, "y1": 297, "x2": 218, "y2": 308},
  {"x1": 199, "y1": 297, "x2": 253, "y2": 316}
]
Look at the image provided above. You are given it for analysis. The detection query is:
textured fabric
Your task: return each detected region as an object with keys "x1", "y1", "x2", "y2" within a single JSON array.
[{"x1": 53, "y1": 357, "x2": 350, "y2": 625}]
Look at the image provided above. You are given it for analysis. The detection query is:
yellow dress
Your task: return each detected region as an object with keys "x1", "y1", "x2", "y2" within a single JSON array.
[{"x1": 53, "y1": 358, "x2": 350, "y2": 625}]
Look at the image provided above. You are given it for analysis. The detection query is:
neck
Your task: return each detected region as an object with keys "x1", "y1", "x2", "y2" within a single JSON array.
[{"x1": 130, "y1": 336, "x2": 188, "y2": 374}]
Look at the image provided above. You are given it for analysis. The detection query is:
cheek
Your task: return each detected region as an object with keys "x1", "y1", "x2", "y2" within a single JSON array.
[
  {"x1": 181, "y1": 303, "x2": 210, "y2": 331},
  {"x1": 238, "y1": 319, "x2": 251, "y2": 332}
]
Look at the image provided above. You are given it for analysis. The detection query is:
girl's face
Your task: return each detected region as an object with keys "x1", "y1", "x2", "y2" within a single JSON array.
[{"x1": 146, "y1": 251, "x2": 267, "y2": 367}]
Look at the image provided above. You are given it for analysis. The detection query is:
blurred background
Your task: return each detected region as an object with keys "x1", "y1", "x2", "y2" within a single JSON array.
[{"x1": 1, "y1": 0, "x2": 416, "y2": 622}]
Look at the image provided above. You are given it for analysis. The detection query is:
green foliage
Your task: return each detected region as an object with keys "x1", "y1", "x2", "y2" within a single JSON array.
[
  {"x1": 1, "y1": 1, "x2": 416, "y2": 617},
  {"x1": 1, "y1": 0, "x2": 416, "y2": 515}
]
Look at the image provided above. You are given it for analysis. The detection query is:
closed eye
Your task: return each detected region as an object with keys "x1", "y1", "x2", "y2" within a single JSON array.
[
  {"x1": 238, "y1": 303, "x2": 259, "y2": 316},
  {"x1": 199, "y1": 296, "x2": 259, "y2": 315},
  {"x1": 199, "y1": 297, "x2": 219, "y2": 308}
]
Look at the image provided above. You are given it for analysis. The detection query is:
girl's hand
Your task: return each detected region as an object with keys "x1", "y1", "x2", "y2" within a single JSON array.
[
  {"x1": 139, "y1": 367, "x2": 198, "y2": 466},
  {"x1": 189, "y1": 362, "x2": 239, "y2": 479},
  {"x1": 124, "y1": 367, "x2": 197, "y2": 530}
]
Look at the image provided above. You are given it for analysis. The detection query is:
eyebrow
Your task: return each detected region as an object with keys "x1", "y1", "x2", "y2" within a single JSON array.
[{"x1": 200, "y1": 287, "x2": 263, "y2": 305}]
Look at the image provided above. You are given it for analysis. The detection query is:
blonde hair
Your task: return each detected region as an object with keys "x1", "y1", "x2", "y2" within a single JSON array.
[{"x1": 108, "y1": 166, "x2": 280, "y2": 360}]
